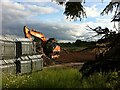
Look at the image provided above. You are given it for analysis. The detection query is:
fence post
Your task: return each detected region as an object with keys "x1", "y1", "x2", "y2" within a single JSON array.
[{"x1": 15, "y1": 41, "x2": 22, "y2": 74}]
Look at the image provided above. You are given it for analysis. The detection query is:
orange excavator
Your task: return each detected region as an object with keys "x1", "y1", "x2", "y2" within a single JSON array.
[{"x1": 23, "y1": 26, "x2": 61, "y2": 65}]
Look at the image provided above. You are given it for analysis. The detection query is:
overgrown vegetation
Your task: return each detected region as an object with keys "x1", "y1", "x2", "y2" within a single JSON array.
[
  {"x1": 79, "y1": 26, "x2": 120, "y2": 76},
  {"x1": 2, "y1": 67, "x2": 120, "y2": 89},
  {"x1": 59, "y1": 40, "x2": 96, "y2": 51}
]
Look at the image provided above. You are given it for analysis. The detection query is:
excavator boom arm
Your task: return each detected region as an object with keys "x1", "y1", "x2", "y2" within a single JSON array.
[{"x1": 23, "y1": 26, "x2": 47, "y2": 42}]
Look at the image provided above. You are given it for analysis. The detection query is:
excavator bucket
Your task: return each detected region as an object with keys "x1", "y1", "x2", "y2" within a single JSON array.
[
  {"x1": 23, "y1": 26, "x2": 32, "y2": 41},
  {"x1": 52, "y1": 45, "x2": 61, "y2": 59},
  {"x1": 53, "y1": 45, "x2": 61, "y2": 52}
]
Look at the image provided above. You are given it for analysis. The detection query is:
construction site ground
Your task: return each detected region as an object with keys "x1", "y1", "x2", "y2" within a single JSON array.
[
  {"x1": 44, "y1": 48, "x2": 96, "y2": 68},
  {"x1": 56, "y1": 49, "x2": 96, "y2": 63}
]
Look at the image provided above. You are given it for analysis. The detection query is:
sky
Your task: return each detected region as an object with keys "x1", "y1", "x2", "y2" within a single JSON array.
[{"x1": 1, "y1": 0, "x2": 119, "y2": 42}]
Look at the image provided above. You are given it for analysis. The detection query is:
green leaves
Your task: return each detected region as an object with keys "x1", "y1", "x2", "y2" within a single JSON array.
[
  {"x1": 64, "y1": 2, "x2": 86, "y2": 21},
  {"x1": 101, "y1": 2, "x2": 120, "y2": 15},
  {"x1": 52, "y1": 0, "x2": 86, "y2": 21},
  {"x1": 53, "y1": 0, "x2": 120, "y2": 21}
]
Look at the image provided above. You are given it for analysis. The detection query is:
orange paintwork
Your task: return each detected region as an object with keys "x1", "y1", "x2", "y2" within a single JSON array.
[
  {"x1": 53, "y1": 45, "x2": 61, "y2": 52},
  {"x1": 24, "y1": 26, "x2": 47, "y2": 42},
  {"x1": 29, "y1": 30, "x2": 47, "y2": 42},
  {"x1": 51, "y1": 45, "x2": 61, "y2": 59},
  {"x1": 23, "y1": 26, "x2": 33, "y2": 41}
]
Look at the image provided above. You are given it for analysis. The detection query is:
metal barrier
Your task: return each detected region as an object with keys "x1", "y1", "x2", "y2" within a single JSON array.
[
  {"x1": 0, "y1": 36, "x2": 43, "y2": 74},
  {"x1": 0, "y1": 40, "x2": 16, "y2": 59}
]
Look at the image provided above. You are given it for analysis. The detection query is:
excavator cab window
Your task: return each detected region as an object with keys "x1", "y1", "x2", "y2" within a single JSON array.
[
  {"x1": 35, "y1": 41, "x2": 43, "y2": 54},
  {"x1": 31, "y1": 37, "x2": 43, "y2": 54},
  {"x1": 32, "y1": 36, "x2": 41, "y2": 42},
  {"x1": 46, "y1": 38, "x2": 57, "y2": 53}
]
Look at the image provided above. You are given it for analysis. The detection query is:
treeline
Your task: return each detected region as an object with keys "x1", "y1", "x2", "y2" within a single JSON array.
[{"x1": 58, "y1": 39, "x2": 96, "y2": 48}]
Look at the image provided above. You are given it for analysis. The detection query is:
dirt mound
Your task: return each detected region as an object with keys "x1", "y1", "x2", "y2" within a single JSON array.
[{"x1": 56, "y1": 50, "x2": 96, "y2": 63}]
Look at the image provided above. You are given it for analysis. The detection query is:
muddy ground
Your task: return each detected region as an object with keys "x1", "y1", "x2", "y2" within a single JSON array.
[{"x1": 55, "y1": 49, "x2": 96, "y2": 64}]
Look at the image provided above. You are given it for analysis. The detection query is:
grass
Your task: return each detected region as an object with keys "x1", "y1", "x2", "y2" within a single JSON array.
[
  {"x1": 65, "y1": 47, "x2": 87, "y2": 51},
  {"x1": 2, "y1": 67, "x2": 120, "y2": 89}
]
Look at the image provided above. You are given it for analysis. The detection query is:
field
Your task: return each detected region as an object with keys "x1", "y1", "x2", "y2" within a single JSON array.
[{"x1": 2, "y1": 67, "x2": 120, "y2": 89}]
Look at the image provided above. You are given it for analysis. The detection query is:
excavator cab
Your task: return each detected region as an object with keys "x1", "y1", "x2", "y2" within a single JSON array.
[{"x1": 46, "y1": 38, "x2": 60, "y2": 59}]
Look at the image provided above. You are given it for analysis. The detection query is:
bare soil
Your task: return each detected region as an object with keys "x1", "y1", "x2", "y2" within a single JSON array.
[{"x1": 55, "y1": 49, "x2": 96, "y2": 64}]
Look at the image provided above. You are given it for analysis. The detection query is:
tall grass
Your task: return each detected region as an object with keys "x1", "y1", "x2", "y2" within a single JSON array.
[{"x1": 2, "y1": 67, "x2": 120, "y2": 89}]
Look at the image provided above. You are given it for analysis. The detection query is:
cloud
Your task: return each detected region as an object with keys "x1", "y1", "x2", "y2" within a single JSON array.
[
  {"x1": 25, "y1": 4, "x2": 58, "y2": 14},
  {"x1": 85, "y1": 5, "x2": 100, "y2": 17},
  {"x1": 2, "y1": 0, "x2": 58, "y2": 22},
  {"x1": 24, "y1": 0, "x2": 51, "y2": 2},
  {"x1": 58, "y1": 17, "x2": 117, "y2": 41},
  {"x1": 3, "y1": 0, "x2": 51, "y2": 2},
  {"x1": 2, "y1": 0, "x2": 60, "y2": 35},
  {"x1": 2, "y1": 0, "x2": 116, "y2": 42},
  {"x1": 1, "y1": 0, "x2": 77, "y2": 41}
]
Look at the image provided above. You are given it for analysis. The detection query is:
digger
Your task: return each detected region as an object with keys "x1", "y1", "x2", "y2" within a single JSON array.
[{"x1": 23, "y1": 26, "x2": 61, "y2": 65}]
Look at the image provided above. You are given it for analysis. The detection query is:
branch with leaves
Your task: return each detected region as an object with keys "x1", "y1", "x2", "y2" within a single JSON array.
[
  {"x1": 101, "y1": 2, "x2": 120, "y2": 15},
  {"x1": 52, "y1": 0, "x2": 120, "y2": 21},
  {"x1": 52, "y1": 0, "x2": 86, "y2": 21}
]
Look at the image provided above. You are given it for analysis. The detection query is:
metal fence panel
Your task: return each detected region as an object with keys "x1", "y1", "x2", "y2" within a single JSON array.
[
  {"x1": 0, "y1": 41, "x2": 16, "y2": 59},
  {"x1": 0, "y1": 38, "x2": 43, "y2": 74},
  {"x1": 0, "y1": 40, "x2": 37, "y2": 59},
  {"x1": 1, "y1": 59, "x2": 16, "y2": 74},
  {"x1": 22, "y1": 42, "x2": 36, "y2": 55}
]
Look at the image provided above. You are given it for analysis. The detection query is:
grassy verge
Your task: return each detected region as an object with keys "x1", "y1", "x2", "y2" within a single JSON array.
[{"x1": 2, "y1": 67, "x2": 120, "y2": 88}]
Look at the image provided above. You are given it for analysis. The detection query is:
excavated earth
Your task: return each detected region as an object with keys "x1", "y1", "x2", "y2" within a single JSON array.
[{"x1": 55, "y1": 49, "x2": 96, "y2": 64}]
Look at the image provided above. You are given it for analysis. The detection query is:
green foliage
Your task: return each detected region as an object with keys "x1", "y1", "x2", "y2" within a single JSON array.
[
  {"x1": 53, "y1": 0, "x2": 119, "y2": 21},
  {"x1": 59, "y1": 40, "x2": 96, "y2": 51},
  {"x1": 64, "y1": 2, "x2": 86, "y2": 21},
  {"x1": 2, "y1": 73, "x2": 31, "y2": 88},
  {"x1": 2, "y1": 67, "x2": 120, "y2": 89},
  {"x1": 2, "y1": 68, "x2": 81, "y2": 88},
  {"x1": 80, "y1": 59, "x2": 120, "y2": 77},
  {"x1": 53, "y1": 0, "x2": 86, "y2": 21},
  {"x1": 107, "y1": 71, "x2": 120, "y2": 89},
  {"x1": 101, "y1": 2, "x2": 120, "y2": 16}
]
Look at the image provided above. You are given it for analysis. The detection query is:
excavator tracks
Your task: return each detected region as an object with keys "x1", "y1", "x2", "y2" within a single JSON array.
[{"x1": 42, "y1": 54, "x2": 61, "y2": 66}]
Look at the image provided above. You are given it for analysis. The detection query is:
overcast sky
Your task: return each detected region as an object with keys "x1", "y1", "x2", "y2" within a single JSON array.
[{"x1": 1, "y1": 0, "x2": 118, "y2": 42}]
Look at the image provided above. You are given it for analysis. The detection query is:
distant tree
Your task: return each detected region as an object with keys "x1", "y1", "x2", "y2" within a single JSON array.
[{"x1": 74, "y1": 39, "x2": 81, "y2": 46}]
